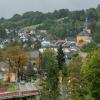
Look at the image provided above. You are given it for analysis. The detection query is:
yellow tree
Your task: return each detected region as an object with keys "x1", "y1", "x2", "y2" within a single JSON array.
[{"x1": 3, "y1": 46, "x2": 28, "y2": 82}]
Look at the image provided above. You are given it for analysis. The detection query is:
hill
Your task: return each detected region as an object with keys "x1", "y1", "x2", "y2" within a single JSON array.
[{"x1": 0, "y1": 4, "x2": 100, "y2": 40}]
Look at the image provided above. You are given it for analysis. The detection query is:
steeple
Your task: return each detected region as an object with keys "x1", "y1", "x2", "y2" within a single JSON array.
[
  {"x1": 83, "y1": 17, "x2": 90, "y2": 29},
  {"x1": 83, "y1": 17, "x2": 91, "y2": 33}
]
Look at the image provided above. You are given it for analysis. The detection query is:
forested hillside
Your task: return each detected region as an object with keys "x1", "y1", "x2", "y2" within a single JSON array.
[{"x1": 0, "y1": 4, "x2": 100, "y2": 40}]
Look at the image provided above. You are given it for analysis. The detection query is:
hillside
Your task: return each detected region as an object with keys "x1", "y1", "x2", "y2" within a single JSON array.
[{"x1": 0, "y1": 4, "x2": 100, "y2": 40}]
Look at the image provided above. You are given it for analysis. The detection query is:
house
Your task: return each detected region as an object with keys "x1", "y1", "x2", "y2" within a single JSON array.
[
  {"x1": 77, "y1": 31, "x2": 92, "y2": 44},
  {"x1": 41, "y1": 41, "x2": 50, "y2": 47},
  {"x1": 25, "y1": 51, "x2": 39, "y2": 60},
  {"x1": 18, "y1": 32, "x2": 29, "y2": 42},
  {"x1": 0, "y1": 44, "x2": 4, "y2": 49},
  {"x1": 0, "y1": 62, "x2": 16, "y2": 82},
  {"x1": 65, "y1": 50, "x2": 78, "y2": 59}
]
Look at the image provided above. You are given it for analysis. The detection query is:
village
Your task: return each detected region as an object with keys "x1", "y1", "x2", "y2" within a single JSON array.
[{"x1": 0, "y1": 17, "x2": 93, "y2": 99}]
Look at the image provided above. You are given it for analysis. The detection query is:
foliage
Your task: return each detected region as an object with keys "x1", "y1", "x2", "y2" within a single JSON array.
[
  {"x1": 95, "y1": 21, "x2": 100, "y2": 33},
  {"x1": 25, "y1": 62, "x2": 36, "y2": 81},
  {"x1": 34, "y1": 40, "x2": 41, "y2": 50},
  {"x1": 96, "y1": 4, "x2": 100, "y2": 19},
  {"x1": 56, "y1": 45, "x2": 65, "y2": 70},
  {"x1": 81, "y1": 42, "x2": 97, "y2": 52},
  {"x1": 93, "y1": 33, "x2": 100, "y2": 43},
  {"x1": 3, "y1": 46, "x2": 28, "y2": 82},
  {"x1": 0, "y1": 6, "x2": 100, "y2": 39},
  {"x1": 0, "y1": 26, "x2": 7, "y2": 39},
  {"x1": 82, "y1": 49, "x2": 100, "y2": 100},
  {"x1": 41, "y1": 49, "x2": 60, "y2": 100},
  {"x1": 67, "y1": 56, "x2": 87, "y2": 100}
]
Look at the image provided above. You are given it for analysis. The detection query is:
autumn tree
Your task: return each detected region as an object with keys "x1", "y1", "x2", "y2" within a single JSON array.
[{"x1": 3, "y1": 46, "x2": 28, "y2": 82}]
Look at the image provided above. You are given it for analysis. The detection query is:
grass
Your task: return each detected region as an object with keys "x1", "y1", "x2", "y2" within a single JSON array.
[
  {"x1": 23, "y1": 24, "x2": 42, "y2": 30},
  {"x1": 7, "y1": 84, "x2": 16, "y2": 93}
]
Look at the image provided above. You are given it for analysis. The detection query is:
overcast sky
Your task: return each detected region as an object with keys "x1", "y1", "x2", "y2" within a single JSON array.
[{"x1": 0, "y1": 0, "x2": 100, "y2": 18}]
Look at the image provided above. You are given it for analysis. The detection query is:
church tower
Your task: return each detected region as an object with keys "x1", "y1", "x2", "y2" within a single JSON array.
[
  {"x1": 76, "y1": 17, "x2": 92, "y2": 46},
  {"x1": 83, "y1": 17, "x2": 91, "y2": 33}
]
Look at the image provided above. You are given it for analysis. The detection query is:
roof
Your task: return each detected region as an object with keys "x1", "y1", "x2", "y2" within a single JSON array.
[
  {"x1": 65, "y1": 37, "x2": 76, "y2": 41},
  {"x1": 78, "y1": 31, "x2": 91, "y2": 36},
  {"x1": 25, "y1": 51, "x2": 39, "y2": 59}
]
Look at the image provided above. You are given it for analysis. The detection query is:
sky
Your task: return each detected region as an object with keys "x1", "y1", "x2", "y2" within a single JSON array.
[{"x1": 0, "y1": 0, "x2": 100, "y2": 18}]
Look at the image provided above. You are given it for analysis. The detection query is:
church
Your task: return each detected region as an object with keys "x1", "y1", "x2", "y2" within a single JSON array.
[{"x1": 76, "y1": 18, "x2": 92, "y2": 46}]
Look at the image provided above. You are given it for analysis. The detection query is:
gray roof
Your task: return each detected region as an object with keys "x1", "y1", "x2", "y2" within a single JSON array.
[
  {"x1": 25, "y1": 51, "x2": 39, "y2": 59},
  {"x1": 78, "y1": 31, "x2": 91, "y2": 36}
]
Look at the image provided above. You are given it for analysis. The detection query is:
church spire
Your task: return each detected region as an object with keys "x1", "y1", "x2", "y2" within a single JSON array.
[
  {"x1": 83, "y1": 17, "x2": 90, "y2": 30},
  {"x1": 83, "y1": 17, "x2": 91, "y2": 33}
]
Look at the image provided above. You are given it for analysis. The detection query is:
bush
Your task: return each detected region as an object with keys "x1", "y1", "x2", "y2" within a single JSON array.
[{"x1": 81, "y1": 42, "x2": 97, "y2": 52}]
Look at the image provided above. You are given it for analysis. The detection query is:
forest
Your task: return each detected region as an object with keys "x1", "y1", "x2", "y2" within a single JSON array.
[{"x1": 0, "y1": 4, "x2": 100, "y2": 41}]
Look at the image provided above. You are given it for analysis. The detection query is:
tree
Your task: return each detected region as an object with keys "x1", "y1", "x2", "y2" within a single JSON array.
[
  {"x1": 93, "y1": 33, "x2": 100, "y2": 43},
  {"x1": 81, "y1": 42, "x2": 97, "y2": 52},
  {"x1": 82, "y1": 49, "x2": 100, "y2": 100},
  {"x1": 57, "y1": 45, "x2": 65, "y2": 70},
  {"x1": 0, "y1": 27, "x2": 7, "y2": 39},
  {"x1": 95, "y1": 21, "x2": 100, "y2": 33},
  {"x1": 34, "y1": 40, "x2": 41, "y2": 50},
  {"x1": 71, "y1": 10, "x2": 85, "y2": 21},
  {"x1": 25, "y1": 62, "x2": 36, "y2": 81},
  {"x1": 67, "y1": 56, "x2": 87, "y2": 100},
  {"x1": 96, "y1": 4, "x2": 100, "y2": 19},
  {"x1": 41, "y1": 49, "x2": 60, "y2": 100},
  {"x1": 86, "y1": 8, "x2": 98, "y2": 21},
  {"x1": 3, "y1": 46, "x2": 28, "y2": 82},
  {"x1": 86, "y1": 8, "x2": 97, "y2": 32},
  {"x1": 11, "y1": 14, "x2": 22, "y2": 22},
  {"x1": 56, "y1": 45, "x2": 67, "y2": 100}
]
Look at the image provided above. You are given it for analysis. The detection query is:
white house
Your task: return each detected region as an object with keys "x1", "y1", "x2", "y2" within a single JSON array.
[{"x1": 41, "y1": 41, "x2": 50, "y2": 47}]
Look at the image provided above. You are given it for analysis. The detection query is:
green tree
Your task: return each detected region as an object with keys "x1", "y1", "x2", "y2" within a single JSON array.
[
  {"x1": 96, "y1": 4, "x2": 100, "y2": 19},
  {"x1": 56, "y1": 45, "x2": 68, "y2": 100},
  {"x1": 25, "y1": 62, "x2": 36, "y2": 81},
  {"x1": 86, "y1": 8, "x2": 98, "y2": 21},
  {"x1": 57, "y1": 45, "x2": 65, "y2": 70},
  {"x1": 41, "y1": 49, "x2": 60, "y2": 100},
  {"x1": 67, "y1": 57, "x2": 87, "y2": 100},
  {"x1": 34, "y1": 40, "x2": 41, "y2": 50},
  {"x1": 82, "y1": 49, "x2": 100, "y2": 100},
  {"x1": 93, "y1": 33, "x2": 100, "y2": 43},
  {"x1": 95, "y1": 21, "x2": 100, "y2": 33},
  {"x1": 11, "y1": 14, "x2": 22, "y2": 22},
  {"x1": 0, "y1": 27, "x2": 7, "y2": 39},
  {"x1": 81, "y1": 42, "x2": 97, "y2": 52}
]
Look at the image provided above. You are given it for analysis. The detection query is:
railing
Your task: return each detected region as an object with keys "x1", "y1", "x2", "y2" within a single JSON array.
[{"x1": 0, "y1": 90, "x2": 39, "y2": 99}]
